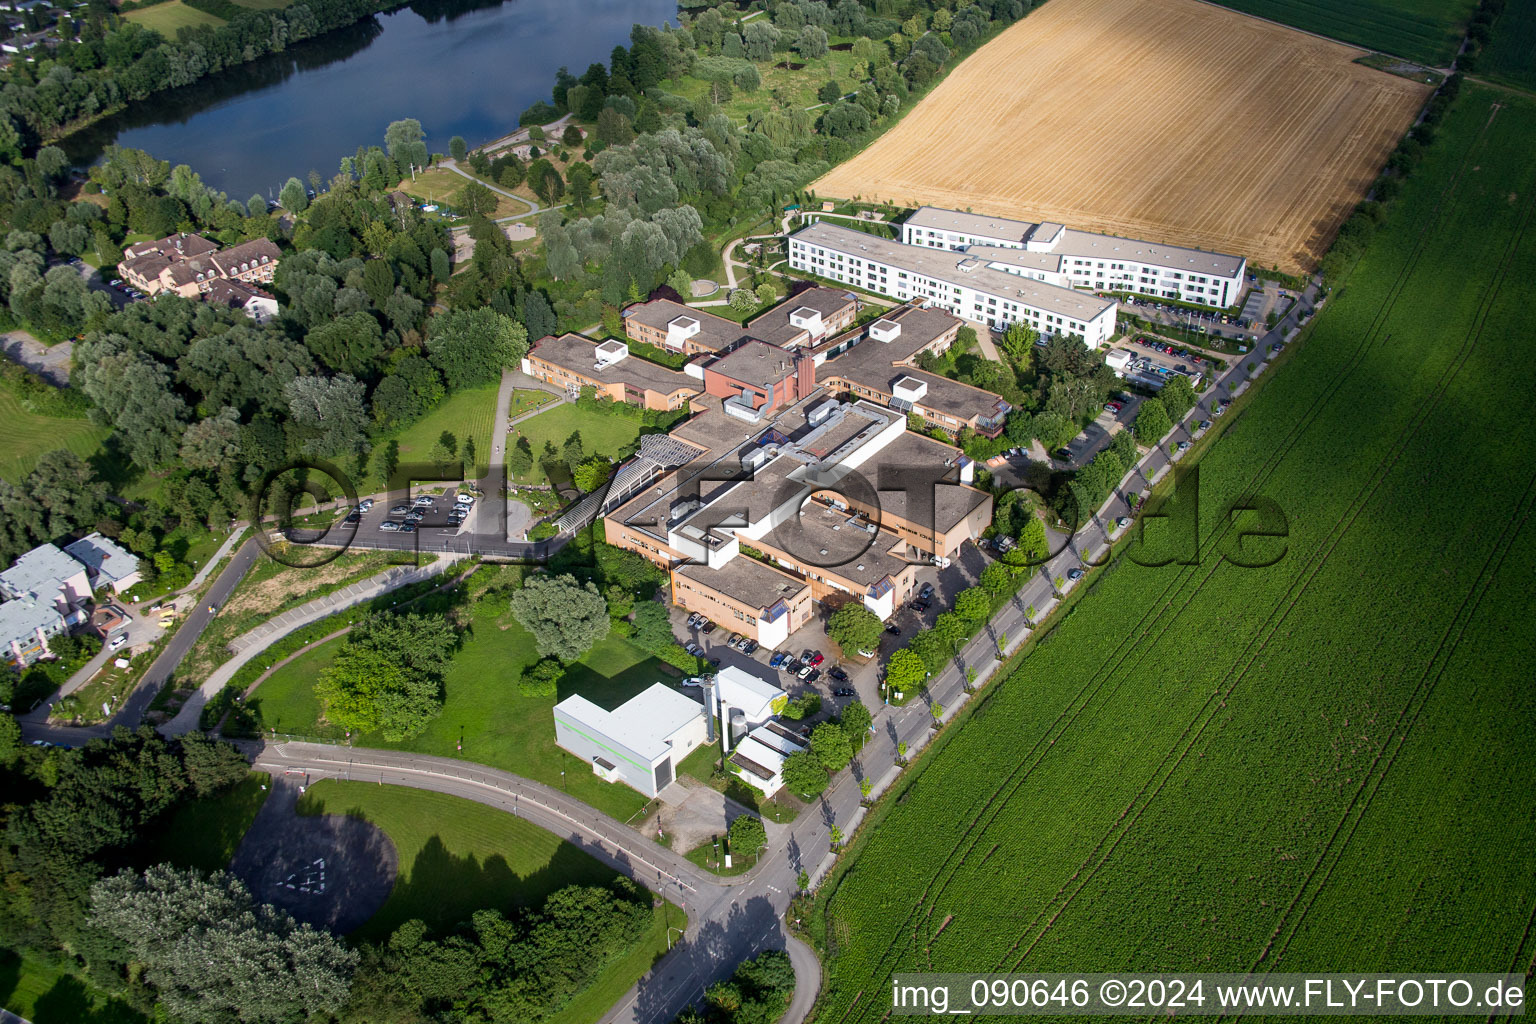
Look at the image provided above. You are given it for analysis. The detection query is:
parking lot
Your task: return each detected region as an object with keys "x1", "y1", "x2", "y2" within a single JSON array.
[
  {"x1": 301, "y1": 489, "x2": 483, "y2": 549},
  {"x1": 667, "y1": 544, "x2": 988, "y2": 720},
  {"x1": 1050, "y1": 393, "x2": 1142, "y2": 469}
]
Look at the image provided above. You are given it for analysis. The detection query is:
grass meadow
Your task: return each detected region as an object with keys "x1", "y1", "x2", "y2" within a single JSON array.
[
  {"x1": 811, "y1": 83, "x2": 1536, "y2": 1019},
  {"x1": 251, "y1": 594, "x2": 674, "y2": 819},
  {"x1": 295, "y1": 781, "x2": 682, "y2": 1024},
  {"x1": 0, "y1": 384, "x2": 109, "y2": 483},
  {"x1": 1477, "y1": 0, "x2": 1536, "y2": 91},
  {"x1": 124, "y1": 0, "x2": 225, "y2": 33},
  {"x1": 509, "y1": 403, "x2": 642, "y2": 486}
]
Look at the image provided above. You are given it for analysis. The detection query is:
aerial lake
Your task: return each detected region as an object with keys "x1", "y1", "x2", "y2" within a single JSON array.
[{"x1": 60, "y1": 0, "x2": 679, "y2": 199}]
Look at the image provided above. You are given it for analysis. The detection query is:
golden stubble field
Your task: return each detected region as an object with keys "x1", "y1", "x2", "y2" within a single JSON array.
[{"x1": 813, "y1": 0, "x2": 1432, "y2": 274}]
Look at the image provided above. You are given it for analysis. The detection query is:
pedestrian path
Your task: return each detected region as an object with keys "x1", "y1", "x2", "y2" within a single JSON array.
[{"x1": 160, "y1": 555, "x2": 465, "y2": 736}]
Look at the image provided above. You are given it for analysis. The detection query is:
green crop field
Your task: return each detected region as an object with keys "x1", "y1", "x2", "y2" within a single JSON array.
[
  {"x1": 251, "y1": 595, "x2": 671, "y2": 819},
  {"x1": 124, "y1": 0, "x2": 225, "y2": 33},
  {"x1": 0, "y1": 385, "x2": 109, "y2": 483},
  {"x1": 1477, "y1": 0, "x2": 1536, "y2": 91},
  {"x1": 812, "y1": 83, "x2": 1536, "y2": 1019},
  {"x1": 1211, "y1": 0, "x2": 1475, "y2": 66}
]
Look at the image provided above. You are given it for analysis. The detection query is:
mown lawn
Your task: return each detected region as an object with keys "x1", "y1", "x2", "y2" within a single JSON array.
[
  {"x1": 0, "y1": 385, "x2": 109, "y2": 483},
  {"x1": 0, "y1": 950, "x2": 145, "y2": 1024},
  {"x1": 144, "y1": 772, "x2": 270, "y2": 873},
  {"x1": 252, "y1": 596, "x2": 675, "y2": 819},
  {"x1": 398, "y1": 169, "x2": 527, "y2": 219},
  {"x1": 369, "y1": 381, "x2": 500, "y2": 488},
  {"x1": 811, "y1": 83, "x2": 1536, "y2": 1018},
  {"x1": 510, "y1": 404, "x2": 641, "y2": 486},
  {"x1": 123, "y1": 0, "x2": 224, "y2": 33}
]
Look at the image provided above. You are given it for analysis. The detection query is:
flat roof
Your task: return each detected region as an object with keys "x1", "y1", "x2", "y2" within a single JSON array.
[
  {"x1": 530, "y1": 333, "x2": 699, "y2": 396},
  {"x1": 760, "y1": 504, "x2": 910, "y2": 590},
  {"x1": 907, "y1": 206, "x2": 1245, "y2": 277},
  {"x1": 859, "y1": 431, "x2": 992, "y2": 534},
  {"x1": 713, "y1": 664, "x2": 786, "y2": 718},
  {"x1": 0, "y1": 594, "x2": 63, "y2": 640},
  {"x1": 63, "y1": 533, "x2": 138, "y2": 583},
  {"x1": 554, "y1": 683, "x2": 703, "y2": 762},
  {"x1": 0, "y1": 544, "x2": 82, "y2": 599},
  {"x1": 705, "y1": 340, "x2": 800, "y2": 391},
  {"x1": 823, "y1": 346, "x2": 1007, "y2": 426},
  {"x1": 622, "y1": 299, "x2": 743, "y2": 351},
  {"x1": 792, "y1": 222, "x2": 1116, "y2": 324},
  {"x1": 675, "y1": 553, "x2": 809, "y2": 613},
  {"x1": 905, "y1": 207, "x2": 1032, "y2": 244},
  {"x1": 745, "y1": 286, "x2": 856, "y2": 346}
]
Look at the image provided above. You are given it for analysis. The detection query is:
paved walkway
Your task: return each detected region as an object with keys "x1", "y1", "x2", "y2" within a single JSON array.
[
  {"x1": 1, "y1": 330, "x2": 70, "y2": 385},
  {"x1": 188, "y1": 528, "x2": 248, "y2": 590},
  {"x1": 161, "y1": 555, "x2": 466, "y2": 736}
]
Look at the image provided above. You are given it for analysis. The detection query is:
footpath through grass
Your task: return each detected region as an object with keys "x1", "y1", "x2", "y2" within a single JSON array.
[
  {"x1": 252, "y1": 594, "x2": 674, "y2": 819},
  {"x1": 811, "y1": 83, "x2": 1536, "y2": 1019}
]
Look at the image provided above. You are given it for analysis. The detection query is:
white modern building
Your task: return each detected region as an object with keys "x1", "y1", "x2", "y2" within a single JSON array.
[
  {"x1": 0, "y1": 543, "x2": 92, "y2": 667},
  {"x1": 729, "y1": 719, "x2": 808, "y2": 797},
  {"x1": 553, "y1": 683, "x2": 709, "y2": 797},
  {"x1": 788, "y1": 221, "x2": 1118, "y2": 348},
  {"x1": 710, "y1": 665, "x2": 785, "y2": 730},
  {"x1": 64, "y1": 533, "x2": 142, "y2": 595},
  {"x1": 900, "y1": 207, "x2": 1247, "y2": 309}
]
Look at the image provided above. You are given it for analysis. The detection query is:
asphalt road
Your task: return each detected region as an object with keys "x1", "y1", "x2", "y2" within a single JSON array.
[{"x1": 16, "y1": 278, "x2": 1316, "y2": 1021}]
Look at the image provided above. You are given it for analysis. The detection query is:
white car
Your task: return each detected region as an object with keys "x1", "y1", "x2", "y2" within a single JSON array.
[
  {"x1": 456, "y1": 492, "x2": 476, "y2": 504},
  {"x1": 109, "y1": 633, "x2": 128, "y2": 650},
  {"x1": 380, "y1": 520, "x2": 401, "y2": 532}
]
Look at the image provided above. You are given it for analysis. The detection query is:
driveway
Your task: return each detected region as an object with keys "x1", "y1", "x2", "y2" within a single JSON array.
[{"x1": 1, "y1": 330, "x2": 70, "y2": 385}]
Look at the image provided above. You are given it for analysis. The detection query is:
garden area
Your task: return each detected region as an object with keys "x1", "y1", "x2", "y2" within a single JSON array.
[
  {"x1": 0, "y1": 365, "x2": 109, "y2": 484},
  {"x1": 367, "y1": 380, "x2": 502, "y2": 489},
  {"x1": 508, "y1": 403, "x2": 642, "y2": 487}
]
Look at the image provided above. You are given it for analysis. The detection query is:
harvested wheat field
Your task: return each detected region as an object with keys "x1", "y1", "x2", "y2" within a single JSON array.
[{"x1": 813, "y1": 0, "x2": 1432, "y2": 273}]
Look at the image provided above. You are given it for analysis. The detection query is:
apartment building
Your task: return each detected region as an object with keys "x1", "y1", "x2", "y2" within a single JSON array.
[
  {"x1": 121, "y1": 233, "x2": 280, "y2": 298},
  {"x1": 901, "y1": 206, "x2": 1247, "y2": 308},
  {"x1": 524, "y1": 334, "x2": 699, "y2": 411},
  {"x1": 671, "y1": 558, "x2": 814, "y2": 649},
  {"x1": 622, "y1": 299, "x2": 744, "y2": 356},
  {"x1": 604, "y1": 393, "x2": 990, "y2": 624},
  {"x1": 0, "y1": 543, "x2": 92, "y2": 666},
  {"x1": 742, "y1": 285, "x2": 859, "y2": 348},
  {"x1": 788, "y1": 221, "x2": 1118, "y2": 347},
  {"x1": 814, "y1": 303, "x2": 1011, "y2": 438}
]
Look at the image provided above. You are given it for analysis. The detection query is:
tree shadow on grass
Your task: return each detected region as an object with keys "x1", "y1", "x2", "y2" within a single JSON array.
[
  {"x1": 31, "y1": 975, "x2": 145, "y2": 1024},
  {"x1": 359, "y1": 830, "x2": 628, "y2": 941}
]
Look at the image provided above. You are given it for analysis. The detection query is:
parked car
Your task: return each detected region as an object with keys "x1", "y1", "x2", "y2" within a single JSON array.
[
  {"x1": 910, "y1": 598, "x2": 930, "y2": 612},
  {"x1": 399, "y1": 523, "x2": 417, "y2": 533},
  {"x1": 742, "y1": 639, "x2": 759, "y2": 655},
  {"x1": 828, "y1": 666, "x2": 849, "y2": 682},
  {"x1": 885, "y1": 623, "x2": 901, "y2": 635},
  {"x1": 919, "y1": 583, "x2": 935, "y2": 600},
  {"x1": 808, "y1": 651, "x2": 825, "y2": 667},
  {"x1": 702, "y1": 621, "x2": 717, "y2": 634},
  {"x1": 1198, "y1": 420, "x2": 1212, "y2": 431},
  {"x1": 769, "y1": 651, "x2": 786, "y2": 669},
  {"x1": 342, "y1": 513, "x2": 361, "y2": 526},
  {"x1": 1177, "y1": 440, "x2": 1192, "y2": 452},
  {"x1": 800, "y1": 649, "x2": 815, "y2": 665},
  {"x1": 796, "y1": 664, "x2": 812, "y2": 679},
  {"x1": 1116, "y1": 516, "x2": 1132, "y2": 528},
  {"x1": 380, "y1": 521, "x2": 401, "y2": 532},
  {"x1": 707, "y1": 656, "x2": 722, "y2": 668},
  {"x1": 108, "y1": 633, "x2": 128, "y2": 650},
  {"x1": 358, "y1": 498, "x2": 374, "y2": 511},
  {"x1": 389, "y1": 504, "x2": 411, "y2": 515},
  {"x1": 1067, "y1": 567, "x2": 1085, "y2": 581},
  {"x1": 685, "y1": 641, "x2": 701, "y2": 656},
  {"x1": 727, "y1": 632, "x2": 742, "y2": 648},
  {"x1": 804, "y1": 668, "x2": 821, "y2": 684},
  {"x1": 405, "y1": 510, "x2": 425, "y2": 522},
  {"x1": 456, "y1": 492, "x2": 476, "y2": 504},
  {"x1": 832, "y1": 687, "x2": 856, "y2": 698},
  {"x1": 680, "y1": 677, "x2": 703, "y2": 688},
  {"x1": 413, "y1": 496, "x2": 434, "y2": 507}
]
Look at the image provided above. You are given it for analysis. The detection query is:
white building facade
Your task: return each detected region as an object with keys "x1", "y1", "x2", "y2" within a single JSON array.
[
  {"x1": 788, "y1": 221, "x2": 1118, "y2": 348},
  {"x1": 553, "y1": 684, "x2": 709, "y2": 797},
  {"x1": 899, "y1": 207, "x2": 1247, "y2": 309}
]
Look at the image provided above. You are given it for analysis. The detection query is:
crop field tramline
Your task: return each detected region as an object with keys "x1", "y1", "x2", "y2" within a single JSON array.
[
  {"x1": 814, "y1": 86, "x2": 1536, "y2": 1020},
  {"x1": 820, "y1": 99, "x2": 1507, "y2": 1002}
]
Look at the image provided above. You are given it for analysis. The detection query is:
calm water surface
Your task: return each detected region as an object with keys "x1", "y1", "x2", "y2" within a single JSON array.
[{"x1": 62, "y1": 0, "x2": 678, "y2": 199}]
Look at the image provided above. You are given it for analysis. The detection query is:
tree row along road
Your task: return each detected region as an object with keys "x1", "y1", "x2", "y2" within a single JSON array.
[{"x1": 18, "y1": 285, "x2": 1310, "y2": 1022}]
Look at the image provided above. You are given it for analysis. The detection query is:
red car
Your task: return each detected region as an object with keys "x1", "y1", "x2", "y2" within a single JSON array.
[
  {"x1": 808, "y1": 651, "x2": 825, "y2": 667},
  {"x1": 1106, "y1": 401, "x2": 1123, "y2": 413}
]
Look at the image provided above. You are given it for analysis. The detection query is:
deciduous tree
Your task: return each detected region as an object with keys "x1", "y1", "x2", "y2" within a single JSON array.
[{"x1": 509, "y1": 574, "x2": 610, "y2": 662}]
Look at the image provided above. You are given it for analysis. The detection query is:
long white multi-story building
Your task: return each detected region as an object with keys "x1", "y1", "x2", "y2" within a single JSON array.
[
  {"x1": 788, "y1": 221, "x2": 1119, "y2": 348},
  {"x1": 900, "y1": 207, "x2": 1247, "y2": 309}
]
